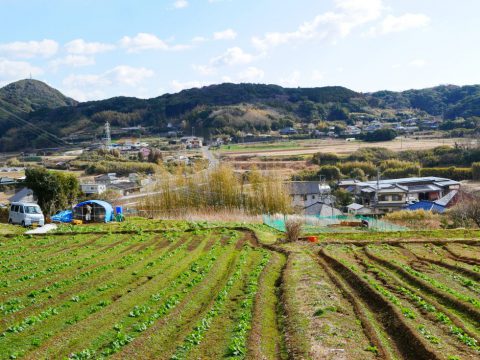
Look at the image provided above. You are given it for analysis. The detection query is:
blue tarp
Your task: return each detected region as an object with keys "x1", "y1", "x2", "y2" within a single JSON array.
[
  {"x1": 406, "y1": 201, "x2": 445, "y2": 214},
  {"x1": 74, "y1": 200, "x2": 115, "y2": 223},
  {"x1": 51, "y1": 210, "x2": 73, "y2": 223}
]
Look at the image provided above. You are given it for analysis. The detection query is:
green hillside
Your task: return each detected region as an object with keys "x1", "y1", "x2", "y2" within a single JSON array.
[{"x1": 0, "y1": 80, "x2": 479, "y2": 151}]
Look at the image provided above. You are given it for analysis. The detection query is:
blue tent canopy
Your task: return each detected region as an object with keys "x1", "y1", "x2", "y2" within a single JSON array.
[{"x1": 74, "y1": 200, "x2": 115, "y2": 223}]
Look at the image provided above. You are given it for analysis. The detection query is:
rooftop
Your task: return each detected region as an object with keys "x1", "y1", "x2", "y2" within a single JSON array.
[{"x1": 289, "y1": 181, "x2": 331, "y2": 195}]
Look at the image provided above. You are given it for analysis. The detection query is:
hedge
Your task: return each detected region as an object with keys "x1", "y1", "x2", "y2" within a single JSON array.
[
  {"x1": 472, "y1": 162, "x2": 480, "y2": 180},
  {"x1": 419, "y1": 167, "x2": 472, "y2": 180}
]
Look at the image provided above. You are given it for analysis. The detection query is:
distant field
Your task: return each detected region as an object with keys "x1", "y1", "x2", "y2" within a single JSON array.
[
  {"x1": 219, "y1": 137, "x2": 465, "y2": 158},
  {"x1": 1, "y1": 221, "x2": 479, "y2": 359}
]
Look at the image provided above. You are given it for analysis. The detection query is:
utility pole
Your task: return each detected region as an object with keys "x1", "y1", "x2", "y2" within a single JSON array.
[
  {"x1": 374, "y1": 168, "x2": 380, "y2": 216},
  {"x1": 104, "y1": 121, "x2": 112, "y2": 150}
]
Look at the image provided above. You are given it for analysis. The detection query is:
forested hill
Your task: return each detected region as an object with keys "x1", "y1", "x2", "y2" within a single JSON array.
[
  {"x1": 0, "y1": 79, "x2": 479, "y2": 151},
  {"x1": 0, "y1": 79, "x2": 76, "y2": 117},
  {"x1": 370, "y1": 84, "x2": 480, "y2": 118}
]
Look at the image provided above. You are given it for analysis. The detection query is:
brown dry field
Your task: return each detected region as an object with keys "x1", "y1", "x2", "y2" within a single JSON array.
[{"x1": 221, "y1": 137, "x2": 465, "y2": 158}]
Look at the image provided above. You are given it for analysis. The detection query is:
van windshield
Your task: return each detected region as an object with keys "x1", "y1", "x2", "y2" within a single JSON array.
[{"x1": 25, "y1": 206, "x2": 41, "y2": 214}]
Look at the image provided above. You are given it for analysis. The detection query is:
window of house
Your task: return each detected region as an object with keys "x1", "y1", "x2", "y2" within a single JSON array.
[
  {"x1": 392, "y1": 194, "x2": 402, "y2": 201},
  {"x1": 379, "y1": 195, "x2": 387, "y2": 201}
]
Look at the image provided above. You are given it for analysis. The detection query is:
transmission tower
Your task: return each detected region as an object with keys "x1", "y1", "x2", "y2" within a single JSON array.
[{"x1": 104, "y1": 121, "x2": 112, "y2": 150}]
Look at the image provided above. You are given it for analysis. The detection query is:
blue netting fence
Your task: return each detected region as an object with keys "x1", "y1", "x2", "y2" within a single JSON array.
[{"x1": 263, "y1": 214, "x2": 408, "y2": 233}]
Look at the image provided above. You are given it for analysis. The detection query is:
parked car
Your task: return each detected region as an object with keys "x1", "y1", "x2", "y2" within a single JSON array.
[{"x1": 8, "y1": 202, "x2": 45, "y2": 227}]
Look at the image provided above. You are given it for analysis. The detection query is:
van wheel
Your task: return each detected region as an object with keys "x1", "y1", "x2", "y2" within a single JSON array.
[
  {"x1": 21, "y1": 221, "x2": 25, "y2": 227},
  {"x1": 8, "y1": 218, "x2": 12, "y2": 224}
]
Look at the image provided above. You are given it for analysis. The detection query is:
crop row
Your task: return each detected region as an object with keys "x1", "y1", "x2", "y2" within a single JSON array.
[
  {"x1": 360, "y1": 255, "x2": 479, "y2": 352},
  {"x1": 70, "y1": 238, "x2": 226, "y2": 358},
  {"x1": 226, "y1": 250, "x2": 270, "y2": 359},
  {"x1": 170, "y1": 247, "x2": 250, "y2": 360},
  {"x1": 1, "y1": 239, "x2": 193, "y2": 359}
]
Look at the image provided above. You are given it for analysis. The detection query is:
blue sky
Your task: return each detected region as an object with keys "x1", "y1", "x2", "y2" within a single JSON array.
[{"x1": 0, "y1": 0, "x2": 479, "y2": 101}]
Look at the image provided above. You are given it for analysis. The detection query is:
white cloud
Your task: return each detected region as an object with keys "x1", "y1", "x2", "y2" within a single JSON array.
[
  {"x1": 110, "y1": 65, "x2": 154, "y2": 86},
  {"x1": 192, "y1": 64, "x2": 216, "y2": 76},
  {"x1": 210, "y1": 47, "x2": 255, "y2": 67},
  {"x1": 408, "y1": 59, "x2": 427, "y2": 67},
  {"x1": 63, "y1": 88, "x2": 106, "y2": 102},
  {"x1": 120, "y1": 33, "x2": 190, "y2": 52},
  {"x1": 171, "y1": 79, "x2": 208, "y2": 92},
  {"x1": 213, "y1": 29, "x2": 237, "y2": 40},
  {"x1": 0, "y1": 58, "x2": 43, "y2": 79},
  {"x1": 63, "y1": 65, "x2": 154, "y2": 88},
  {"x1": 0, "y1": 39, "x2": 58, "y2": 58},
  {"x1": 252, "y1": 0, "x2": 383, "y2": 50},
  {"x1": 312, "y1": 70, "x2": 325, "y2": 82},
  {"x1": 280, "y1": 70, "x2": 301, "y2": 87},
  {"x1": 50, "y1": 55, "x2": 95, "y2": 69},
  {"x1": 237, "y1": 67, "x2": 264, "y2": 82},
  {"x1": 173, "y1": 0, "x2": 189, "y2": 9},
  {"x1": 65, "y1": 39, "x2": 115, "y2": 55},
  {"x1": 192, "y1": 36, "x2": 208, "y2": 43},
  {"x1": 366, "y1": 13, "x2": 430, "y2": 36},
  {"x1": 391, "y1": 59, "x2": 427, "y2": 69}
]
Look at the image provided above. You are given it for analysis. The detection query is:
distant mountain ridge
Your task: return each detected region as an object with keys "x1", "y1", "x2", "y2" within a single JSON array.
[{"x1": 0, "y1": 79, "x2": 479, "y2": 151}]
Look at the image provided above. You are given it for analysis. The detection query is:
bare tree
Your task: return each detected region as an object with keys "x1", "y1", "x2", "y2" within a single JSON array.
[
  {"x1": 284, "y1": 218, "x2": 303, "y2": 242},
  {"x1": 449, "y1": 193, "x2": 480, "y2": 228}
]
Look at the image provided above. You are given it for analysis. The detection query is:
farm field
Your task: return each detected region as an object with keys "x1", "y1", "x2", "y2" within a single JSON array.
[
  {"x1": 0, "y1": 222, "x2": 479, "y2": 359},
  {"x1": 286, "y1": 240, "x2": 480, "y2": 360},
  {"x1": 218, "y1": 137, "x2": 464, "y2": 158},
  {"x1": 0, "y1": 226, "x2": 284, "y2": 359}
]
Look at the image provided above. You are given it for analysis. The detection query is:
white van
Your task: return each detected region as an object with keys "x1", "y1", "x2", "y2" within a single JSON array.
[{"x1": 8, "y1": 202, "x2": 45, "y2": 227}]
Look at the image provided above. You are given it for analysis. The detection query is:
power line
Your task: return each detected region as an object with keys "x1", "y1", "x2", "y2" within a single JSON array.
[{"x1": 0, "y1": 99, "x2": 70, "y2": 147}]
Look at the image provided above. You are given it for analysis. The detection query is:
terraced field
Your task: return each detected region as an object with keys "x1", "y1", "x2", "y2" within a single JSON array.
[
  {"x1": 0, "y1": 227, "x2": 285, "y2": 359},
  {"x1": 1, "y1": 222, "x2": 479, "y2": 360},
  {"x1": 310, "y1": 241, "x2": 480, "y2": 360}
]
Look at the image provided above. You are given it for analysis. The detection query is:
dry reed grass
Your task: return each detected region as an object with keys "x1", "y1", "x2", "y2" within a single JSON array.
[{"x1": 140, "y1": 165, "x2": 291, "y2": 217}]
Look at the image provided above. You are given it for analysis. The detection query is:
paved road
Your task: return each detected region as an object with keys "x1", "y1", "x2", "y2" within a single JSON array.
[{"x1": 202, "y1": 146, "x2": 219, "y2": 169}]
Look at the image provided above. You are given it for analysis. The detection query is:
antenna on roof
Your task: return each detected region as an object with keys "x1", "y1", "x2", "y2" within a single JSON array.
[{"x1": 29, "y1": 72, "x2": 32, "y2": 80}]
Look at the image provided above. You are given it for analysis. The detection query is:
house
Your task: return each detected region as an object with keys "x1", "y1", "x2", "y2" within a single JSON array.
[
  {"x1": 343, "y1": 126, "x2": 361, "y2": 136},
  {"x1": 139, "y1": 147, "x2": 151, "y2": 158},
  {"x1": 347, "y1": 203, "x2": 370, "y2": 215},
  {"x1": 405, "y1": 189, "x2": 460, "y2": 213},
  {"x1": 81, "y1": 183, "x2": 107, "y2": 195},
  {"x1": 8, "y1": 188, "x2": 35, "y2": 203},
  {"x1": 289, "y1": 182, "x2": 333, "y2": 210},
  {"x1": 108, "y1": 181, "x2": 141, "y2": 196},
  {"x1": 279, "y1": 127, "x2": 297, "y2": 135},
  {"x1": 339, "y1": 177, "x2": 460, "y2": 214},
  {"x1": 0, "y1": 177, "x2": 17, "y2": 186},
  {"x1": 181, "y1": 137, "x2": 203, "y2": 149},
  {"x1": 94, "y1": 173, "x2": 118, "y2": 185},
  {"x1": 304, "y1": 202, "x2": 343, "y2": 216}
]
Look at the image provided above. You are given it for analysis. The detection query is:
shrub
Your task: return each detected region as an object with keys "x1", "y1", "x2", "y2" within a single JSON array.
[
  {"x1": 285, "y1": 219, "x2": 303, "y2": 242},
  {"x1": 448, "y1": 195, "x2": 480, "y2": 228},
  {"x1": 362, "y1": 129, "x2": 397, "y2": 142},
  {"x1": 317, "y1": 165, "x2": 342, "y2": 181},
  {"x1": 382, "y1": 166, "x2": 420, "y2": 179},
  {"x1": 472, "y1": 162, "x2": 480, "y2": 180},
  {"x1": 311, "y1": 152, "x2": 339, "y2": 165},
  {"x1": 350, "y1": 168, "x2": 366, "y2": 181},
  {"x1": 419, "y1": 167, "x2": 472, "y2": 180},
  {"x1": 337, "y1": 161, "x2": 376, "y2": 178}
]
